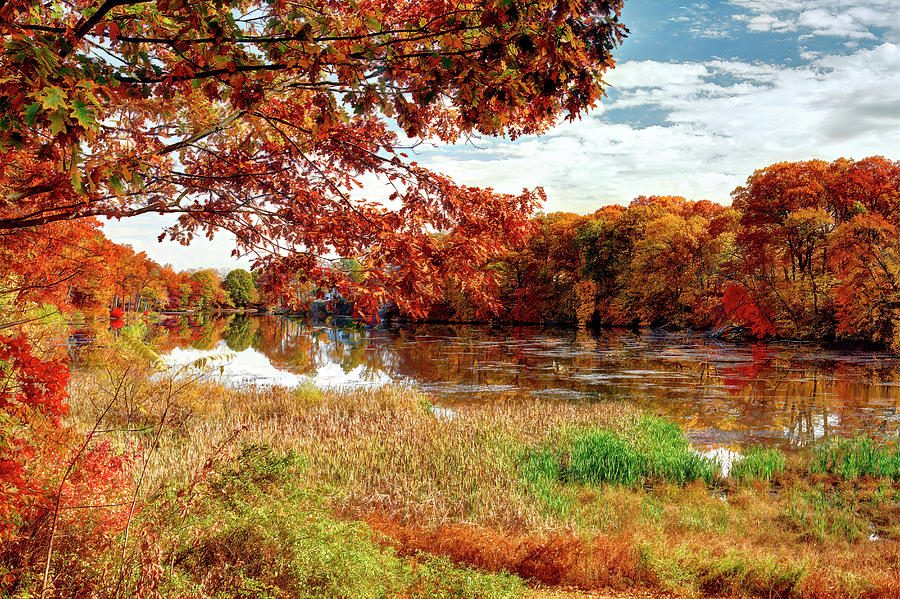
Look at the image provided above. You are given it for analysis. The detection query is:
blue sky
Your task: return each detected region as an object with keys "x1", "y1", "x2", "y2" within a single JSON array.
[{"x1": 106, "y1": 0, "x2": 900, "y2": 270}]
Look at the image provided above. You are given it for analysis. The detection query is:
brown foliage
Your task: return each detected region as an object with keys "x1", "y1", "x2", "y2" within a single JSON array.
[{"x1": 364, "y1": 514, "x2": 649, "y2": 593}]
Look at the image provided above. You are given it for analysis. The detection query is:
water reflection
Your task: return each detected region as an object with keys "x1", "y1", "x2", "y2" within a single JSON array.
[{"x1": 70, "y1": 315, "x2": 900, "y2": 450}]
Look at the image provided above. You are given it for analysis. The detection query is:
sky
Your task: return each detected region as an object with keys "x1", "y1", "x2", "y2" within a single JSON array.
[{"x1": 104, "y1": 0, "x2": 900, "y2": 270}]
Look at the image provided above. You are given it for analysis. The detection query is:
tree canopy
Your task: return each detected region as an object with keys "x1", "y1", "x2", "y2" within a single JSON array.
[
  {"x1": 0, "y1": 0, "x2": 627, "y2": 316},
  {"x1": 223, "y1": 268, "x2": 259, "y2": 307}
]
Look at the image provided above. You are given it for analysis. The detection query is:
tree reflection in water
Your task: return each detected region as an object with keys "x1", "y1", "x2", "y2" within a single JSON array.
[{"x1": 70, "y1": 316, "x2": 900, "y2": 450}]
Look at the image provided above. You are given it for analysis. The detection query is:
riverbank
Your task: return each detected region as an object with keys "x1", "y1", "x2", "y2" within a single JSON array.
[{"x1": 8, "y1": 356, "x2": 897, "y2": 598}]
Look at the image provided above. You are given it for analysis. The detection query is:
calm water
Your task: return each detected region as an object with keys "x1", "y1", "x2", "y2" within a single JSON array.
[{"x1": 70, "y1": 314, "x2": 900, "y2": 450}]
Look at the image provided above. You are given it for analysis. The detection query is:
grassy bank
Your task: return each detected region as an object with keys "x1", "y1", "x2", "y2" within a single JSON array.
[{"x1": 6, "y1": 359, "x2": 900, "y2": 598}]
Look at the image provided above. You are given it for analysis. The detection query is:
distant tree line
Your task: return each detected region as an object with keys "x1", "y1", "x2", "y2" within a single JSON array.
[{"x1": 416, "y1": 157, "x2": 900, "y2": 351}]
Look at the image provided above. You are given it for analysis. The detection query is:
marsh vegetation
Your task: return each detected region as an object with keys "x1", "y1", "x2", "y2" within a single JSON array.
[{"x1": 6, "y1": 339, "x2": 900, "y2": 598}]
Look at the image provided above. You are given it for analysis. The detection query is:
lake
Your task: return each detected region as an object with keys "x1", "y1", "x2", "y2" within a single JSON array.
[{"x1": 70, "y1": 314, "x2": 900, "y2": 451}]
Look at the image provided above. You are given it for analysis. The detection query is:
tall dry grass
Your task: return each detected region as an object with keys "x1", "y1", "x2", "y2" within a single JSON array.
[
  {"x1": 67, "y1": 368, "x2": 635, "y2": 530},
  {"x1": 62, "y1": 362, "x2": 900, "y2": 599}
]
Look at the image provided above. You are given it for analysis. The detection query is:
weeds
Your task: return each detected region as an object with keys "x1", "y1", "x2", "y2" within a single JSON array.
[
  {"x1": 147, "y1": 444, "x2": 527, "y2": 599},
  {"x1": 35, "y1": 364, "x2": 900, "y2": 599}
]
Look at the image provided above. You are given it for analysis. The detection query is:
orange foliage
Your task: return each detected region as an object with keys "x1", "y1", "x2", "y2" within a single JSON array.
[
  {"x1": 364, "y1": 514, "x2": 646, "y2": 593},
  {"x1": 408, "y1": 156, "x2": 899, "y2": 349},
  {"x1": 0, "y1": 0, "x2": 629, "y2": 317}
]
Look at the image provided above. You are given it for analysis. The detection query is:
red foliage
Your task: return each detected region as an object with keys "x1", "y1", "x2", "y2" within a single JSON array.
[
  {"x1": 0, "y1": 0, "x2": 628, "y2": 317},
  {"x1": 0, "y1": 334, "x2": 69, "y2": 537},
  {"x1": 721, "y1": 284, "x2": 777, "y2": 338},
  {"x1": 0, "y1": 218, "x2": 112, "y2": 311},
  {"x1": 828, "y1": 214, "x2": 900, "y2": 349},
  {"x1": 728, "y1": 157, "x2": 900, "y2": 339},
  {"x1": 0, "y1": 333, "x2": 69, "y2": 420},
  {"x1": 0, "y1": 333, "x2": 138, "y2": 593}
]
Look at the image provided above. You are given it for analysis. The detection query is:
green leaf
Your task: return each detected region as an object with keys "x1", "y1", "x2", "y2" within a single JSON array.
[
  {"x1": 109, "y1": 175, "x2": 124, "y2": 195},
  {"x1": 23, "y1": 102, "x2": 41, "y2": 126},
  {"x1": 71, "y1": 170, "x2": 84, "y2": 194},
  {"x1": 38, "y1": 86, "x2": 66, "y2": 111},
  {"x1": 71, "y1": 101, "x2": 96, "y2": 128},
  {"x1": 441, "y1": 57, "x2": 453, "y2": 69},
  {"x1": 48, "y1": 110, "x2": 66, "y2": 135},
  {"x1": 30, "y1": 46, "x2": 59, "y2": 73}
]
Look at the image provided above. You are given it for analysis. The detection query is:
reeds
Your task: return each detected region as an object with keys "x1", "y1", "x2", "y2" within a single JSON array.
[
  {"x1": 55, "y1": 365, "x2": 900, "y2": 599},
  {"x1": 731, "y1": 446, "x2": 787, "y2": 482},
  {"x1": 66, "y1": 369, "x2": 635, "y2": 531},
  {"x1": 524, "y1": 416, "x2": 717, "y2": 488},
  {"x1": 810, "y1": 436, "x2": 900, "y2": 479}
]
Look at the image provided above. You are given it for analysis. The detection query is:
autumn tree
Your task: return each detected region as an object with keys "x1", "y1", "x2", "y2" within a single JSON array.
[
  {"x1": 829, "y1": 215, "x2": 900, "y2": 351},
  {"x1": 497, "y1": 212, "x2": 587, "y2": 322},
  {"x1": 156, "y1": 263, "x2": 193, "y2": 310},
  {"x1": 574, "y1": 198, "x2": 738, "y2": 327},
  {"x1": 729, "y1": 157, "x2": 900, "y2": 340},
  {"x1": 188, "y1": 269, "x2": 228, "y2": 309},
  {"x1": 620, "y1": 197, "x2": 737, "y2": 326},
  {"x1": 0, "y1": 8, "x2": 633, "y2": 521},
  {"x1": 103, "y1": 245, "x2": 168, "y2": 311},
  {"x1": 575, "y1": 204, "x2": 627, "y2": 323},
  {"x1": 729, "y1": 161, "x2": 837, "y2": 337},
  {"x1": 826, "y1": 158, "x2": 900, "y2": 349},
  {"x1": 0, "y1": 217, "x2": 112, "y2": 311},
  {"x1": 1, "y1": 0, "x2": 628, "y2": 317},
  {"x1": 1, "y1": 1, "x2": 630, "y2": 539},
  {"x1": 222, "y1": 269, "x2": 259, "y2": 308}
]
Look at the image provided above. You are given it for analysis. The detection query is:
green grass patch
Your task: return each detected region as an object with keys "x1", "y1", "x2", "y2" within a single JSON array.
[
  {"x1": 523, "y1": 415, "x2": 717, "y2": 489},
  {"x1": 810, "y1": 437, "x2": 900, "y2": 480},
  {"x1": 638, "y1": 540, "x2": 806, "y2": 597},
  {"x1": 732, "y1": 446, "x2": 786, "y2": 483}
]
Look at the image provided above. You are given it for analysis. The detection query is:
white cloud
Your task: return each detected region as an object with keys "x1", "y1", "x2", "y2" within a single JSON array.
[
  {"x1": 730, "y1": 0, "x2": 900, "y2": 39},
  {"x1": 735, "y1": 13, "x2": 796, "y2": 34},
  {"x1": 102, "y1": 214, "x2": 255, "y2": 272},
  {"x1": 669, "y1": 3, "x2": 736, "y2": 39},
  {"x1": 417, "y1": 43, "x2": 900, "y2": 213}
]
